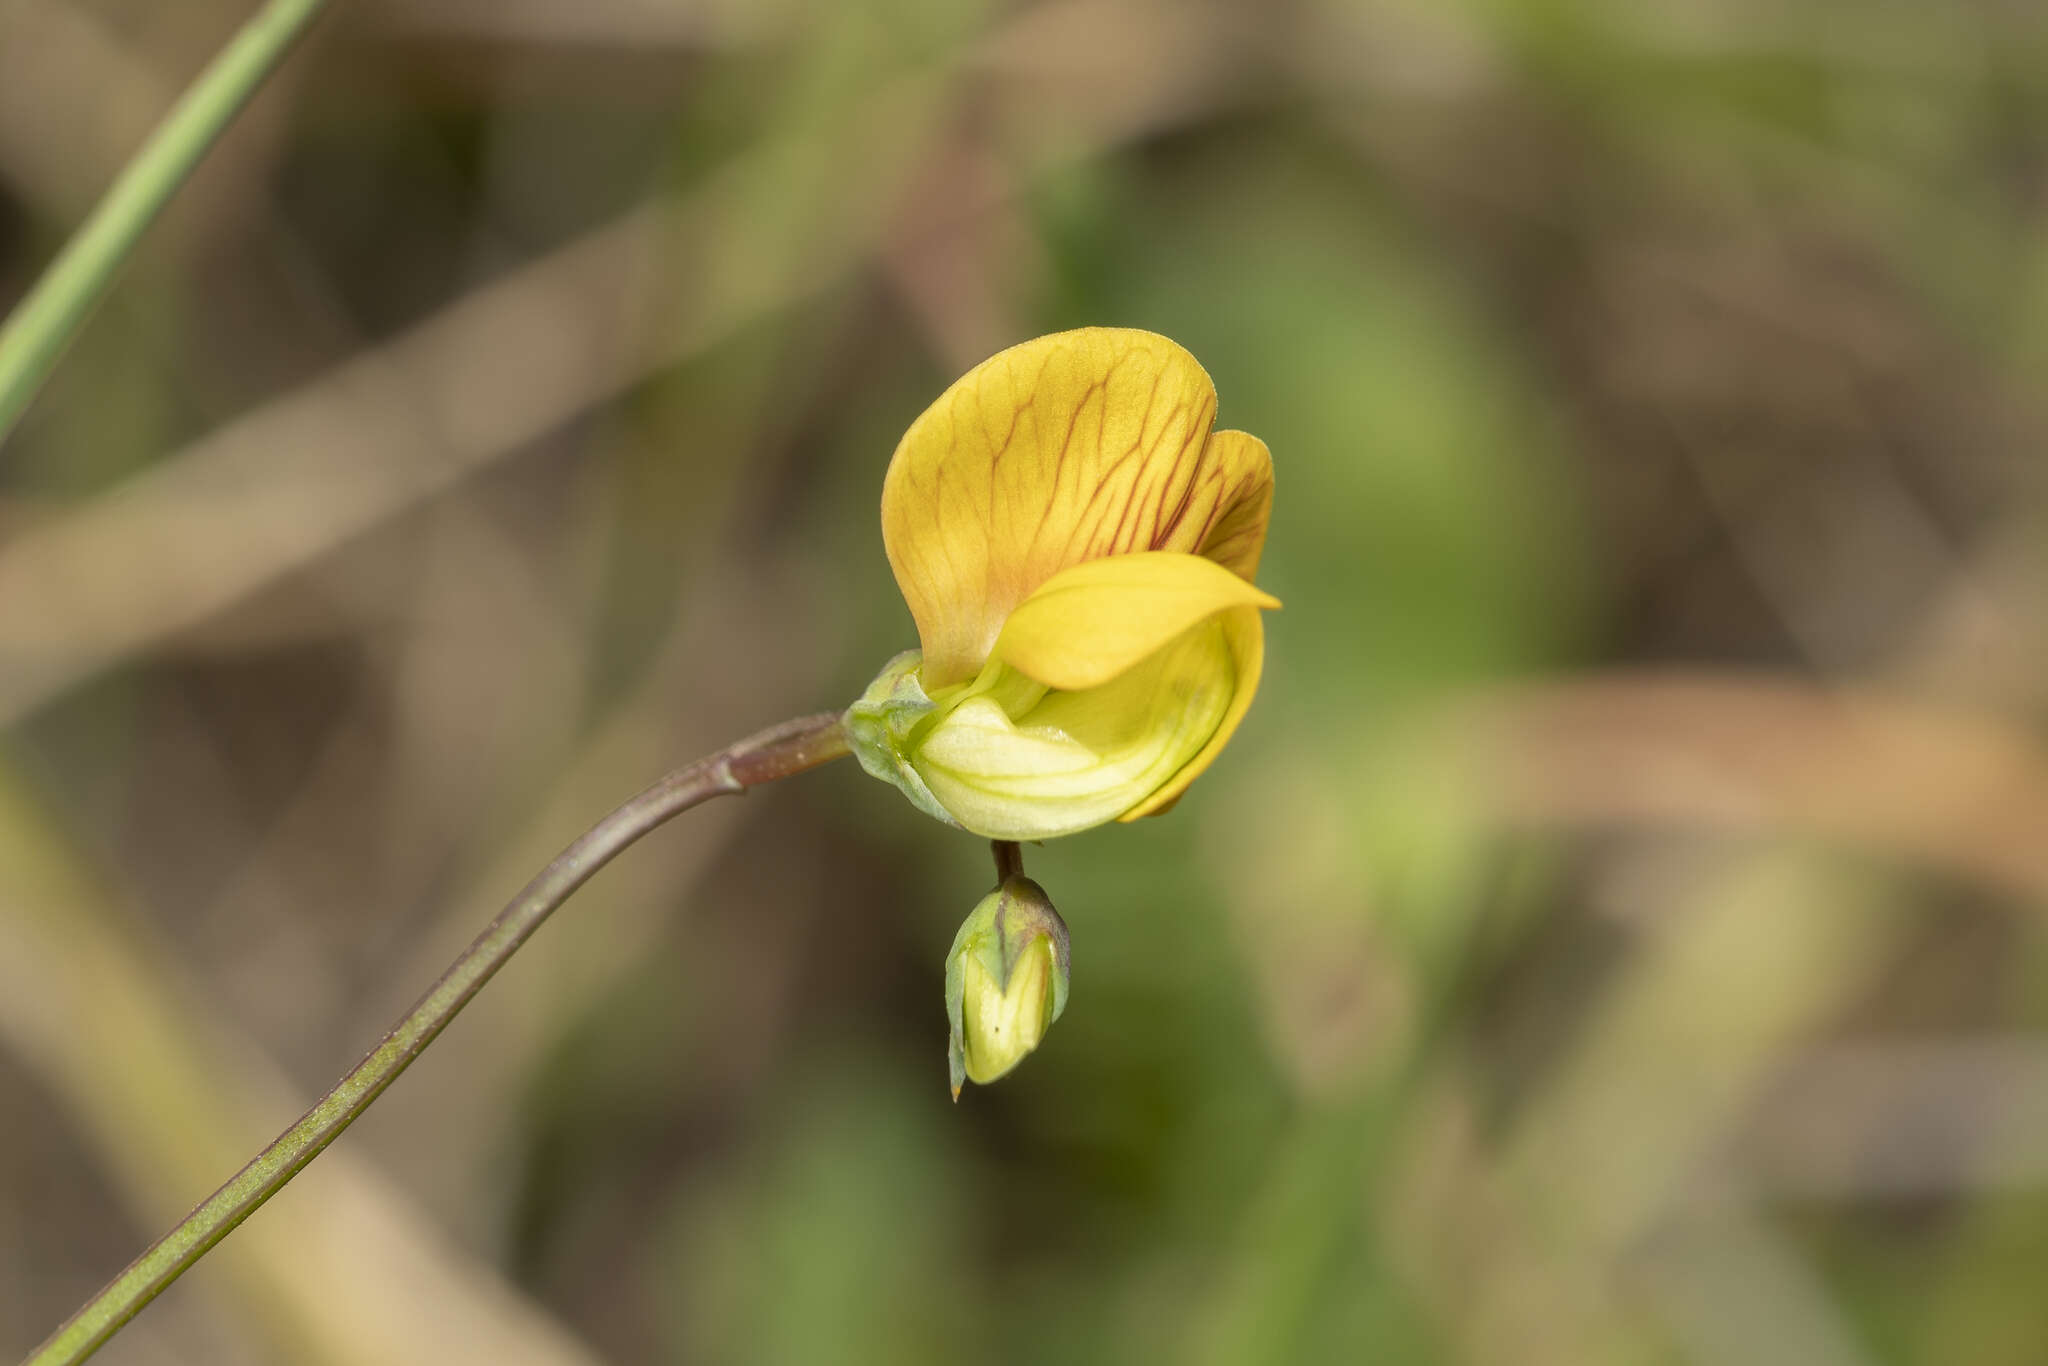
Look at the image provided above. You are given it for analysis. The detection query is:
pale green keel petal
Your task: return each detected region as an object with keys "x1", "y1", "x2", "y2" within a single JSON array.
[{"x1": 911, "y1": 619, "x2": 1236, "y2": 840}]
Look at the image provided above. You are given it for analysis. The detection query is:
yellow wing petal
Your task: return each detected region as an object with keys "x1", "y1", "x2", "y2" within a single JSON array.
[
  {"x1": 992, "y1": 550, "x2": 1279, "y2": 693},
  {"x1": 1119, "y1": 604, "x2": 1265, "y2": 821},
  {"x1": 882, "y1": 328, "x2": 1270, "y2": 690}
]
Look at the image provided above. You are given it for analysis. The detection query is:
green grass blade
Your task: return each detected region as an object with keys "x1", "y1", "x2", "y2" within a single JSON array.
[{"x1": 0, "y1": 0, "x2": 331, "y2": 444}]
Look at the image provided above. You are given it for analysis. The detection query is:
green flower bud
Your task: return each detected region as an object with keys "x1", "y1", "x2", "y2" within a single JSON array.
[{"x1": 944, "y1": 875, "x2": 1071, "y2": 1098}]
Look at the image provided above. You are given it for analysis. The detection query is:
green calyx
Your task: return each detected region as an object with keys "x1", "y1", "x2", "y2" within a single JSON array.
[{"x1": 845, "y1": 649, "x2": 958, "y2": 829}]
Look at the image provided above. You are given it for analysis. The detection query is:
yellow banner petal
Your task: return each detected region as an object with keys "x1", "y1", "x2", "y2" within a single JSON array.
[
  {"x1": 992, "y1": 550, "x2": 1279, "y2": 693},
  {"x1": 1191, "y1": 430, "x2": 1274, "y2": 581},
  {"x1": 883, "y1": 328, "x2": 1273, "y2": 689}
]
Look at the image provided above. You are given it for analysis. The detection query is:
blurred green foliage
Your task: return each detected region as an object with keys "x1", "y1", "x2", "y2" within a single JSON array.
[{"x1": 4, "y1": 2, "x2": 2048, "y2": 1364}]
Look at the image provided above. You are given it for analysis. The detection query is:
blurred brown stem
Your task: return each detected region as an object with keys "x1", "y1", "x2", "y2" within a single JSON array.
[
  {"x1": 992, "y1": 839, "x2": 1023, "y2": 881},
  {"x1": 22, "y1": 710, "x2": 850, "y2": 1366}
]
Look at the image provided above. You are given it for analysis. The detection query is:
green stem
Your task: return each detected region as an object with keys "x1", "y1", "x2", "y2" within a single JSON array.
[
  {"x1": 22, "y1": 711, "x2": 850, "y2": 1366},
  {"x1": 0, "y1": 0, "x2": 332, "y2": 443}
]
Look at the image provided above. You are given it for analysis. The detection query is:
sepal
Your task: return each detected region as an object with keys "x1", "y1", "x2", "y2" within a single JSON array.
[{"x1": 844, "y1": 650, "x2": 956, "y2": 828}]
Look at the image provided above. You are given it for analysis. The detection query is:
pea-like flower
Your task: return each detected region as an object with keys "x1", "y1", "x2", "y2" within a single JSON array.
[{"x1": 848, "y1": 328, "x2": 1277, "y2": 841}]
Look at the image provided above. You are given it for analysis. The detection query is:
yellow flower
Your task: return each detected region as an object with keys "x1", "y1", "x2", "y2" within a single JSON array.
[{"x1": 848, "y1": 328, "x2": 1277, "y2": 841}]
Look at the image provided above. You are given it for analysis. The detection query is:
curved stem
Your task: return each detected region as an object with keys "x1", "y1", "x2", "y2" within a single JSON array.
[
  {"x1": 0, "y1": 0, "x2": 332, "y2": 443},
  {"x1": 23, "y1": 711, "x2": 850, "y2": 1366}
]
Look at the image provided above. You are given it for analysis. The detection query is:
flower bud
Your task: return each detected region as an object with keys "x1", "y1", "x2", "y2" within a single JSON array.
[{"x1": 944, "y1": 876, "x2": 1071, "y2": 1097}]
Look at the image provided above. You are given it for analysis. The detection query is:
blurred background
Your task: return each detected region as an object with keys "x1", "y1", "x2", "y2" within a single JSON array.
[{"x1": 3, "y1": 0, "x2": 2048, "y2": 1362}]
